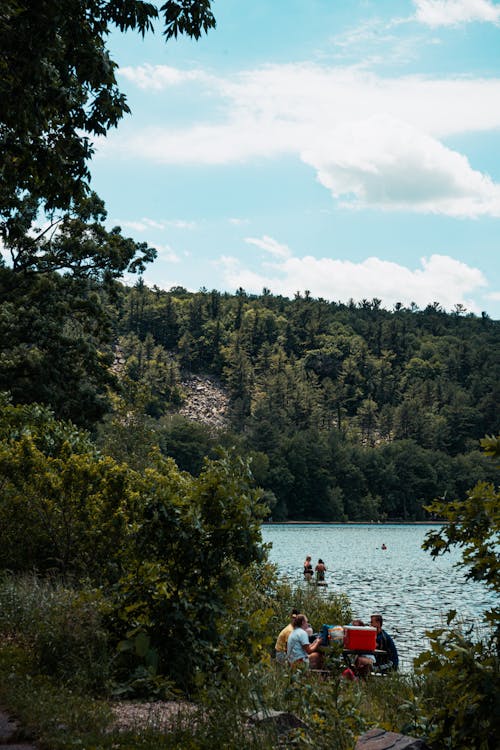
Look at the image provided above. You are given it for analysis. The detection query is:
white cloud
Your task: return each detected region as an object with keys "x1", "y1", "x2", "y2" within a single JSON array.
[
  {"x1": 107, "y1": 119, "x2": 291, "y2": 164},
  {"x1": 228, "y1": 217, "x2": 250, "y2": 225},
  {"x1": 302, "y1": 115, "x2": 500, "y2": 216},
  {"x1": 119, "y1": 64, "x2": 211, "y2": 90},
  {"x1": 115, "y1": 63, "x2": 500, "y2": 138},
  {"x1": 163, "y1": 219, "x2": 197, "y2": 230},
  {"x1": 414, "y1": 0, "x2": 500, "y2": 27},
  {"x1": 331, "y1": 17, "x2": 433, "y2": 69},
  {"x1": 245, "y1": 235, "x2": 292, "y2": 258},
  {"x1": 99, "y1": 63, "x2": 500, "y2": 217},
  {"x1": 155, "y1": 245, "x2": 181, "y2": 263},
  {"x1": 218, "y1": 252, "x2": 487, "y2": 313},
  {"x1": 139, "y1": 219, "x2": 166, "y2": 230},
  {"x1": 118, "y1": 220, "x2": 149, "y2": 232},
  {"x1": 116, "y1": 218, "x2": 196, "y2": 232}
]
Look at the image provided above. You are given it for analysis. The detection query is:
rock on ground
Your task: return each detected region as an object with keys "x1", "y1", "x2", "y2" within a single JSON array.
[
  {"x1": 0, "y1": 708, "x2": 37, "y2": 749},
  {"x1": 355, "y1": 727, "x2": 430, "y2": 750},
  {"x1": 178, "y1": 374, "x2": 230, "y2": 431}
]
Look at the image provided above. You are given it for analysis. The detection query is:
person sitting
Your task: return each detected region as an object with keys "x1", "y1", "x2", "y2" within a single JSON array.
[
  {"x1": 315, "y1": 558, "x2": 326, "y2": 582},
  {"x1": 350, "y1": 619, "x2": 376, "y2": 679},
  {"x1": 370, "y1": 613, "x2": 399, "y2": 672},
  {"x1": 303, "y1": 555, "x2": 313, "y2": 580},
  {"x1": 286, "y1": 613, "x2": 323, "y2": 669},
  {"x1": 274, "y1": 609, "x2": 298, "y2": 664}
]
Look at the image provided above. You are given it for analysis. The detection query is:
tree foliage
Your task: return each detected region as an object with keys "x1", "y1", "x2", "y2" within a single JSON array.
[
  {"x1": 108, "y1": 284, "x2": 499, "y2": 521},
  {"x1": 1, "y1": 3, "x2": 217, "y2": 426},
  {"x1": 413, "y1": 440, "x2": 500, "y2": 749},
  {"x1": 2, "y1": 193, "x2": 156, "y2": 281},
  {"x1": 0, "y1": 400, "x2": 271, "y2": 690},
  {"x1": 0, "y1": 400, "x2": 135, "y2": 578},
  {"x1": 423, "y1": 481, "x2": 500, "y2": 602},
  {"x1": 3, "y1": 276, "x2": 499, "y2": 515},
  {"x1": 111, "y1": 451, "x2": 270, "y2": 690},
  {"x1": 0, "y1": 1, "x2": 215, "y2": 218},
  {"x1": 0, "y1": 269, "x2": 117, "y2": 426}
]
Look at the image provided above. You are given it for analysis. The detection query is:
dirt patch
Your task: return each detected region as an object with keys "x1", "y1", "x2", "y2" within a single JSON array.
[{"x1": 109, "y1": 700, "x2": 198, "y2": 733}]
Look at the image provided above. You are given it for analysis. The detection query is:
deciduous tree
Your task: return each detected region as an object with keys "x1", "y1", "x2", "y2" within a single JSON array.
[
  {"x1": 414, "y1": 436, "x2": 499, "y2": 749},
  {"x1": 1, "y1": 1, "x2": 215, "y2": 218}
]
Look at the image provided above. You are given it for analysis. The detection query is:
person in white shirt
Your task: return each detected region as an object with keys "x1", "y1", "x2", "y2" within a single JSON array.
[{"x1": 286, "y1": 614, "x2": 323, "y2": 669}]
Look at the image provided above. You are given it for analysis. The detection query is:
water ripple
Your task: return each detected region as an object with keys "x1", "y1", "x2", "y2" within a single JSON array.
[{"x1": 262, "y1": 524, "x2": 496, "y2": 669}]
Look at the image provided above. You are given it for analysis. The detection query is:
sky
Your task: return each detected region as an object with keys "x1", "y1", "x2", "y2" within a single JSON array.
[{"x1": 90, "y1": 0, "x2": 500, "y2": 318}]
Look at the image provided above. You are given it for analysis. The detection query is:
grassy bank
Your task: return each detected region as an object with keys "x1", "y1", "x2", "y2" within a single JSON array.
[
  {"x1": 0, "y1": 574, "x2": 426, "y2": 750},
  {"x1": 0, "y1": 640, "x2": 426, "y2": 750},
  {"x1": 1, "y1": 568, "x2": 497, "y2": 750}
]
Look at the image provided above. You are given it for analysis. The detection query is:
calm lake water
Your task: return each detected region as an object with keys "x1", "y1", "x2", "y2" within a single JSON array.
[{"x1": 261, "y1": 523, "x2": 495, "y2": 669}]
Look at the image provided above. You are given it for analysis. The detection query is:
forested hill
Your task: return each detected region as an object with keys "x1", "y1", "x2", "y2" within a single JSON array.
[
  {"x1": 106, "y1": 283, "x2": 498, "y2": 521},
  {"x1": 2, "y1": 270, "x2": 498, "y2": 521}
]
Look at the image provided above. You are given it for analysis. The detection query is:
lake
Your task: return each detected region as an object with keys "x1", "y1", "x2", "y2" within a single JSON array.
[{"x1": 261, "y1": 523, "x2": 495, "y2": 670}]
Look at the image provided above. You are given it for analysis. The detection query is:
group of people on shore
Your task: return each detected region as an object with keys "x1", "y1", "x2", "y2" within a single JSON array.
[
  {"x1": 274, "y1": 609, "x2": 398, "y2": 676},
  {"x1": 303, "y1": 555, "x2": 327, "y2": 582}
]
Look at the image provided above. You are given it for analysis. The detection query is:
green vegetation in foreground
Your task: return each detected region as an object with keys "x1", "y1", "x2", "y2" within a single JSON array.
[
  {"x1": 1, "y1": 3, "x2": 498, "y2": 747},
  {"x1": 0, "y1": 562, "x2": 496, "y2": 749},
  {"x1": 414, "y1": 436, "x2": 500, "y2": 749},
  {"x1": 0, "y1": 402, "x2": 498, "y2": 748},
  {"x1": 0, "y1": 577, "x2": 420, "y2": 750}
]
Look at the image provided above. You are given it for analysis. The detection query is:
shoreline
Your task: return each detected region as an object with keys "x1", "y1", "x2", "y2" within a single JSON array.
[{"x1": 262, "y1": 520, "x2": 447, "y2": 525}]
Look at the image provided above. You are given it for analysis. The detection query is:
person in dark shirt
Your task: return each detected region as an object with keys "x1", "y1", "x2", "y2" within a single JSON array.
[
  {"x1": 315, "y1": 558, "x2": 327, "y2": 582},
  {"x1": 349, "y1": 619, "x2": 376, "y2": 679},
  {"x1": 370, "y1": 613, "x2": 399, "y2": 672}
]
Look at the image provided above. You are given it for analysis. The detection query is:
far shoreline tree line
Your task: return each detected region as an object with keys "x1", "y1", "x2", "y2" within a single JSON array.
[{"x1": 1, "y1": 275, "x2": 498, "y2": 523}]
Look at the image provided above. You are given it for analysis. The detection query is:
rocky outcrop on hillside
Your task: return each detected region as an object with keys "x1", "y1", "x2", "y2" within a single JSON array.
[
  {"x1": 178, "y1": 374, "x2": 230, "y2": 431},
  {"x1": 110, "y1": 342, "x2": 230, "y2": 431}
]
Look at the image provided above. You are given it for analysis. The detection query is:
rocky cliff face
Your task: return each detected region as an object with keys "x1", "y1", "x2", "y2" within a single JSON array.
[
  {"x1": 178, "y1": 374, "x2": 230, "y2": 431},
  {"x1": 111, "y1": 344, "x2": 230, "y2": 431}
]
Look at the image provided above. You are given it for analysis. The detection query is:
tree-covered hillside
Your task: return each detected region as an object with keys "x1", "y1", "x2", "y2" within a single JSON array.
[
  {"x1": 26, "y1": 278, "x2": 495, "y2": 523},
  {"x1": 1, "y1": 1, "x2": 497, "y2": 524},
  {"x1": 2, "y1": 269, "x2": 498, "y2": 521}
]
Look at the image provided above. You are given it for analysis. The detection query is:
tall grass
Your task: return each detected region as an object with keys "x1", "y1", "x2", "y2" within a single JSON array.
[
  {"x1": 0, "y1": 573, "x2": 112, "y2": 693},
  {"x1": 268, "y1": 578, "x2": 352, "y2": 638}
]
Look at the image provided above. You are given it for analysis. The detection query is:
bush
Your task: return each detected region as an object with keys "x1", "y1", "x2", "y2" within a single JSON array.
[
  {"x1": 414, "y1": 620, "x2": 500, "y2": 749},
  {"x1": 0, "y1": 574, "x2": 112, "y2": 693},
  {"x1": 109, "y1": 450, "x2": 271, "y2": 692},
  {"x1": 415, "y1": 440, "x2": 500, "y2": 749},
  {"x1": 267, "y1": 579, "x2": 352, "y2": 641},
  {"x1": 0, "y1": 402, "x2": 136, "y2": 580}
]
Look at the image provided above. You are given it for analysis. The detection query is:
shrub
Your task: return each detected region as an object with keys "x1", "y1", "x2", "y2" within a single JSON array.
[
  {"x1": 0, "y1": 403, "x2": 136, "y2": 580},
  {"x1": 109, "y1": 451, "x2": 271, "y2": 692},
  {"x1": 267, "y1": 579, "x2": 352, "y2": 641},
  {"x1": 414, "y1": 619, "x2": 500, "y2": 749},
  {"x1": 0, "y1": 574, "x2": 112, "y2": 693},
  {"x1": 415, "y1": 439, "x2": 500, "y2": 749}
]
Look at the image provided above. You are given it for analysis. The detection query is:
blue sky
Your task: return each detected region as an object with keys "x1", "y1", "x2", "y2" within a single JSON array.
[{"x1": 90, "y1": 0, "x2": 500, "y2": 318}]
